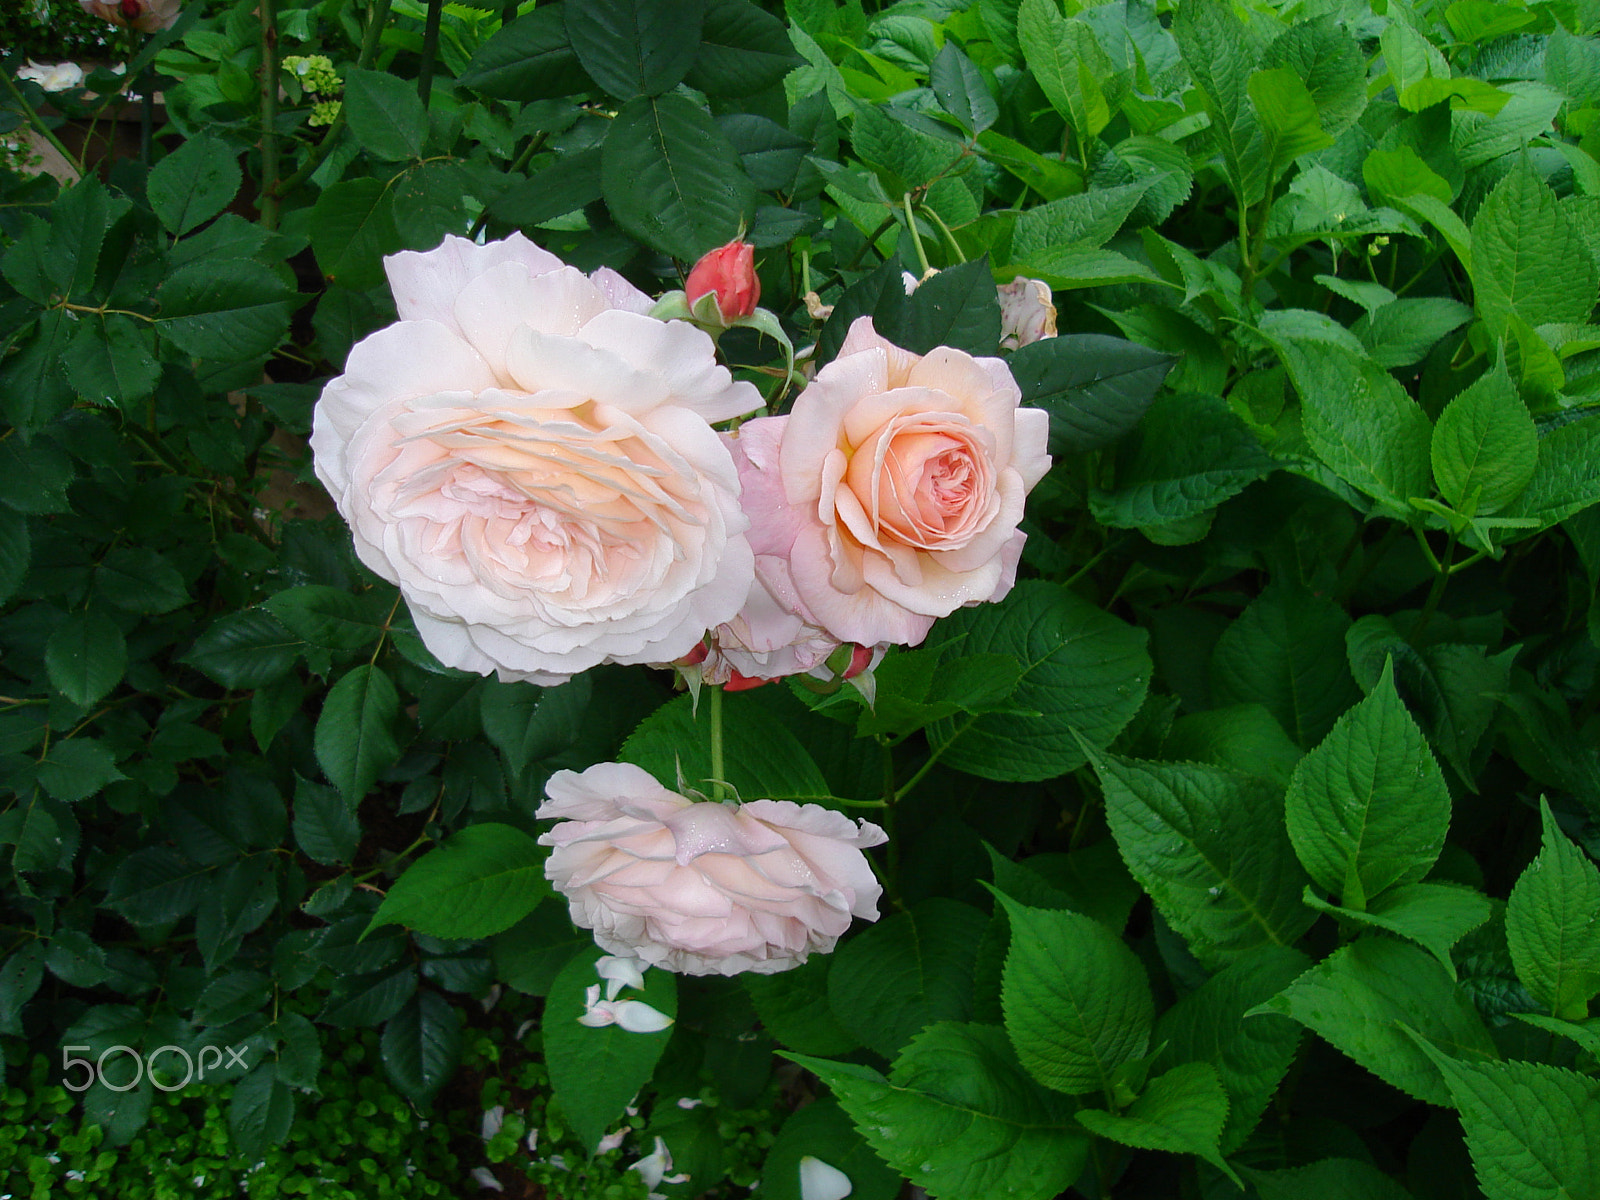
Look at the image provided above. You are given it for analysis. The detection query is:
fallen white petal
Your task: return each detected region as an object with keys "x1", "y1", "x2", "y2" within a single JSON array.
[{"x1": 800, "y1": 1155, "x2": 853, "y2": 1200}]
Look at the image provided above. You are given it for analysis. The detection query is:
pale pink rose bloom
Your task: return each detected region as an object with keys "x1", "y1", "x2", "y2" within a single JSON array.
[
  {"x1": 775, "y1": 317, "x2": 1051, "y2": 646},
  {"x1": 538, "y1": 762, "x2": 887, "y2": 976},
  {"x1": 312, "y1": 234, "x2": 763, "y2": 684},
  {"x1": 79, "y1": 0, "x2": 181, "y2": 32},
  {"x1": 998, "y1": 276, "x2": 1058, "y2": 350}
]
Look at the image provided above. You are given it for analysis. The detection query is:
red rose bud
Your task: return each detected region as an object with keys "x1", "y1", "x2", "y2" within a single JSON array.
[
  {"x1": 685, "y1": 239, "x2": 759, "y2": 322},
  {"x1": 842, "y1": 643, "x2": 874, "y2": 679},
  {"x1": 723, "y1": 671, "x2": 771, "y2": 692}
]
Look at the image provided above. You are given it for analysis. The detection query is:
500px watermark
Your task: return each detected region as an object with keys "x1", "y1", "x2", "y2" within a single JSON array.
[{"x1": 62, "y1": 1044, "x2": 249, "y2": 1092}]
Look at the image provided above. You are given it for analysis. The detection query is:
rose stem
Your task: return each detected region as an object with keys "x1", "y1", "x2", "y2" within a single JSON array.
[
  {"x1": 708, "y1": 684, "x2": 728, "y2": 802},
  {"x1": 417, "y1": 0, "x2": 443, "y2": 108},
  {"x1": 259, "y1": 0, "x2": 280, "y2": 229},
  {"x1": 902, "y1": 192, "x2": 933, "y2": 278}
]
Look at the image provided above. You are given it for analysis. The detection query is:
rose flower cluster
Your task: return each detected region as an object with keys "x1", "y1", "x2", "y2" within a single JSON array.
[{"x1": 312, "y1": 234, "x2": 1051, "y2": 975}]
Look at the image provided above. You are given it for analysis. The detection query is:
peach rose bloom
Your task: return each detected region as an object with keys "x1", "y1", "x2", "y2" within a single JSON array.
[
  {"x1": 312, "y1": 234, "x2": 763, "y2": 684},
  {"x1": 538, "y1": 762, "x2": 887, "y2": 975},
  {"x1": 777, "y1": 317, "x2": 1051, "y2": 646},
  {"x1": 79, "y1": 0, "x2": 181, "y2": 33}
]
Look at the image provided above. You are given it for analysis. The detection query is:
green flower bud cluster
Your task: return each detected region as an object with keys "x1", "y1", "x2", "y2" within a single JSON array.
[{"x1": 282, "y1": 54, "x2": 342, "y2": 126}]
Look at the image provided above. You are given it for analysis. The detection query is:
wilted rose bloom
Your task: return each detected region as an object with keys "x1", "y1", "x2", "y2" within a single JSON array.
[
  {"x1": 311, "y1": 234, "x2": 763, "y2": 683},
  {"x1": 79, "y1": 0, "x2": 181, "y2": 32},
  {"x1": 538, "y1": 762, "x2": 887, "y2": 975},
  {"x1": 684, "y1": 238, "x2": 759, "y2": 321},
  {"x1": 998, "y1": 276, "x2": 1057, "y2": 350},
  {"x1": 774, "y1": 317, "x2": 1051, "y2": 647},
  {"x1": 16, "y1": 61, "x2": 85, "y2": 93}
]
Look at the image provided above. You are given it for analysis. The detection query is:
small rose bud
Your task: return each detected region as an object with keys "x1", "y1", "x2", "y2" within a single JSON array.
[{"x1": 685, "y1": 239, "x2": 760, "y2": 322}]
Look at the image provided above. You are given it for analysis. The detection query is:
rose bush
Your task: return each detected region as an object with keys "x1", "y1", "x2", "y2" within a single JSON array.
[
  {"x1": 537, "y1": 762, "x2": 887, "y2": 976},
  {"x1": 311, "y1": 234, "x2": 763, "y2": 683},
  {"x1": 773, "y1": 317, "x2": 1051, "y2": 647}
]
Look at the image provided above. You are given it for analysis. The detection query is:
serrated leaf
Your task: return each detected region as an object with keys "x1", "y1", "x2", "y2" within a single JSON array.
[
  {"x1": 602, "y1": 93, "x2": 754, "y2": 261},
  {"x1": 1423, "y1": 1050, "x2": 1600, "y2": 1200},
  {"x1": 185, "y1": 609, "x2": 299, "y2": 688},
  {"x1": 343, "y1": 69, "x2": 427, "y2": 161},
  {"x1": 1470, "y1": 162, "x2": 1599, "y2": 339},
  {"x1": 156, "y1": 259, "x2": 298, "y2": 362},
  {"x1": 490, "y1": 146, "x2": 604, "y2": 227},
  {"x1": 1019, "y1": 0, "x2": 1113, "y2": 140},
  {"x1": 93, "y1": 547, "x2": 187, "y2": 614},
  {"x1": 1505, "y1": 798, "x2": 1600, "y2": 1019},
  {"x1": 196, "y1": 969, "x2": 271, "y2": 1026},
  {"x1": 565, "y1": 0, "x2": 704, "y2": 99},
  {"x1": 45, "y1": 610, "x2": 126, "y2": 707},
  {"x1": 827, "y1": 898, "x2": 988, "y2": 1058},
  {"x1": 0, "y1": 508, "x2": 29, "y2": 607},
  {"x1": 744, "y1": 956, "x2": 860, "y2": 1057},
  {"x1": 1157, "y1": 945, "x2": 1307, "y2": 1153},
  {"x1": 1255, "y1": 936, "x2": 1497, "y2": 1106},
  {"x1": 1285, "y1": 661, "x2": 1451, "y2": 910},
  {"x1": 1009, "y1": 333, "x2": 1174, "y2": 454},
  {"x1": 63, "y1": 316, "x2": 160, "y2": 408},
  {"x1": 147, "y1": 135, "x2": 241, "y2": 235},
  {"x1": 381, "y1": 990, "x2": 462, "y2": 1108},
  {"x1": 1506, "y1": 416, "x2": 1600, "y2": 528},
  {"x1": 263, "y1": 585, "x2": 390, "y2": 652},
  {"x1": 1090, "y1": 392, "x2": 1275, "y2": 529},
  {"x1": 319, "y1": 964, "x2": 417, "y2": 1028},
  {"x1": 787, "y1": 1023, "x2": 1090, "y2": 1200},
  {"x1": 544, "y1": 946, "x2": 676, "y2": 1152},
  {"x1": 1011, "y1": 184, "x2": 1147, "y2": 265},
  {"x1": 370, "y1": 824, "x2": 547, "y2": 940},
  {"x1": 1275, "y1": 339, "x2": 1433, "y2": 515},
  {"x1": 1090, "y1": 751, "x2": 1315, "y2": 968},
  {"x1": 274, "y1": 1011, "x2": 321, "y2": 1090},
  {"x1": 995, "y1": 893, "x2": 1153, "y2": 1096},
  {"x1": 314, "y1": 665, "x2": 402, "y2": 804},
  {"x1": 292, "y1": 776, "x2": 360, "y2": 867},
  {"x1": 229, "y1": 1065, "x2": 294, "y2": 1160},
  {"x1": 1251, "y1": 1158, "x2": 1419, "y2": 1200},
  {"x1": 103, "y1": 846, "x2": 210, "y2": 926},
  {"x1": 37, "y1": 739, "x2": 125, "y2": 803},
  {"x1": 1076, "y1": 1062, "x2": 1236, "y2": 1181},
  {"x1": 457, "y1": 6, "x2": 592, "y2": 100},
  {"x1": 1302, "y1": 882, "x2": 1490, "y2": 980},
  {"x1": 1211, "y1": 581, "x2": 1361, "y2": 748},
  {"x1": 930, "y1": 39, "x2": 997, "y2": 134},
  {"x1": 924, "y1": 582, "x2": 1152, "y2": 783},
  {"x1": 308, "y1": 178, "x2": 403, "y2": 292},
  {"x1": 686, "y1": 0, "x2": 799, "y2": 98},
  {"x1": 1432, "y1": 362, "x2": 1538, "y2": 514}
]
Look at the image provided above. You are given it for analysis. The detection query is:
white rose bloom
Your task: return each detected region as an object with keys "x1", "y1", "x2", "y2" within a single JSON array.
[{"x1": 311, "y1": 234, "x2": 763, "y2": 684}]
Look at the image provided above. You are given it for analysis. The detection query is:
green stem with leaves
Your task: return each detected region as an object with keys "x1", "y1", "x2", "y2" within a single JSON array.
[{"x1": 0, "y1": 71, "x2": 81, "y2": 174}]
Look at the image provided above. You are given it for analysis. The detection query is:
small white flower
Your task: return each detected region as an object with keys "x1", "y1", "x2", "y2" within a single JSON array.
[
  {"x1": 800, "y1": 1156, "x2": 853, "y2": 1200},
  {"x1": 675, "y1": 1096, "x2": 704, "y2": 1109},
  {"x1": 629, "y1": 1137, "x2": 690, "y2": 1194},
  {"x1": 595, "y1": 1126, "x2": 630, "y2": 1154},
  {"x1": 470, "y1": 1166, "x2": 504, "y2": 1192},
  {"x1": 16, "y1": 61, "x2": 84, "y2": 92},
  {"x1": 480, "y1": 1106, "x2": 505, "y2": 1141},
  {"x1": 596, "y1": 954, "x2": 647, "y2": 1000},
  {"x1": 547, "y1": 1154, "x2": 569, "y2": 1171},
  {"x1": 525, "y1": 1129, "x2": 538, "y2": 1153}
]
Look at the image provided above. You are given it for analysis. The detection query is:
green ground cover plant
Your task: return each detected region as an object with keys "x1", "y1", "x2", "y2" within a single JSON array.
[{"x1": 3, "y1": 0, "x2": 1600, "y2": 1197}]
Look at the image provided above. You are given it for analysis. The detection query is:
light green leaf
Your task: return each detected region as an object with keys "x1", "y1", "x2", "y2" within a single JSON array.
[
  {"x1": 828, "y1": 898, "x2": 989, "y2": 1058},
  {"x1": 1470, "y1": 162, "x2": 1599, "y2": 338},
  {"x1": 1018, "y1": 0, "x2": 1112, "y2": 140},
  {"x1": 788, "y1": 1023, "x2": 1091, "y2": 1200},
  {"x1": 1160, "y1": 704, "x2": 1303, "y2": 789},
  {"x1": 1302, "y1": 882, "x2": 1490, "y2": 979},
  {"x1": 1010, "y1": 184, "x2": 1147, "y2": 264},
  {"x1": 925, "y1": 582, "x2": 1151, "y2": 782},
  {"x1": 1505, "y1": 798, "x2": 1600, "y2": 1019},
  {"x1": 1254, "y1": 936, "x2": 1498, "y2": 1106},
  {"x1": 1090, "y1": 750, "x2": 1314, "y2": 967},
  {"x1": 370, "y1": 823, "x2": 547, "y2": 940},
  {"x1": 1275, "y1": 339, "x2": 1433, "y2": 515},
  {"x1": 1248, "y1": 67, "x2": 1334, "y2": 176},
  {"x1": 1354, "y1": 297, "x2": 1474, "y2": 369},
  {"x1": 1431, "y1": 361, "x2": 1538, "y2": 514},
  {"x1": 1157, "y1": 945, "x2": 1308, "y2": 1153},
  {"x1": 1284, "y1": 661, "x2": 1451, "y2": 910},
  {"x1": 995, "y1": 893, "x2": 1153, "y2": 1097},
  {"x1": 314, "y1": 664, "x2": 402, "y2": 805},
  {"x1": 1076, "y1": 1062, "x2": 1237, "y2": 1184},
  {"x1": 1505, "y1": 416, "x2": 1600, "y2": 528}
]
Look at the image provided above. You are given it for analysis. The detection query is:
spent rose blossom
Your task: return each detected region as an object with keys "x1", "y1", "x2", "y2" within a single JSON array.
[
  {"x1": 16, "y1": 61, "x2": 85, "y2": 93},
  {"x1": 538, "y1": 762, "x2": 887, "y2": 975},
  {"x1": 79, "y1": 0, "x2": 181, "y2": 32},
  {"x1": 998, "y1": 276, "x2": 1058, "y2": 350},
  {"x1": 311, "y1": 234, "x2": 763, "y2": 683},
  {"x1": 684, "y1": 238, "x2": 759, "y2": 321},
  {"x1": 773, "y1": 317, "x2": 1051, "y2": 647}
]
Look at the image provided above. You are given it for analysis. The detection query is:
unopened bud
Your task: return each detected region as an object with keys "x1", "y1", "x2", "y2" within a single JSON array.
[{"x1": 685, "y1": 239, "x2": 760, "y2": 322}]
